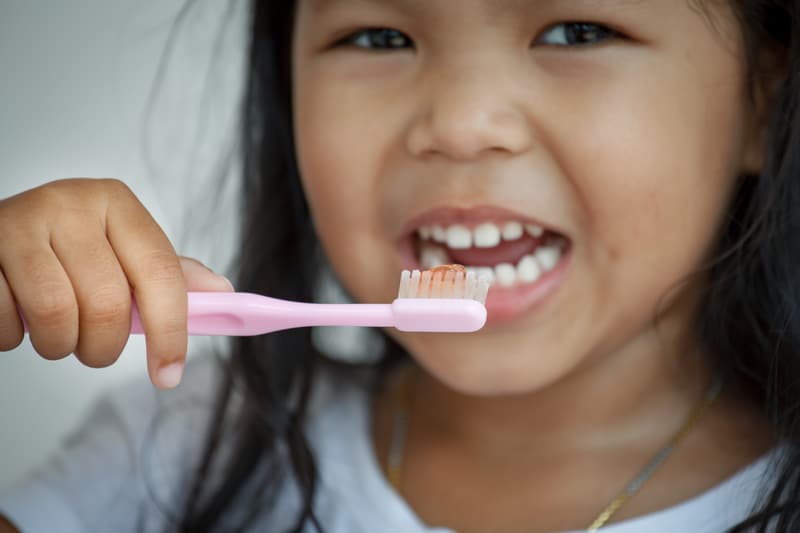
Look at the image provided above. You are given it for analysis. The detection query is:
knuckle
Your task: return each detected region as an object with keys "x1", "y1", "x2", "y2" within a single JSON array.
[
  {"x1": 146, "y1": 323, "x2": 188, "y2": 362},
  {"x1": 82, "y1": 286, "x2": 130, "y2": 328},
  {"x1": 27, "y1": 181, "x2": 66, "y2": 207},
  {"x1": 98, "y1": 177, "x2": 129, "y2": 191},
  {"x1": 141, "y1": 249, "x2": 184, "y2": 285},
  {"x1": 0, "y1": 200, "x2": 47, "y2": 243},
  {"x1": 146, "y1": 317, "x2": 187, "y2": 358},
  {"x1": 153, "y1": 316, "x2": 187, "y2": 338},
  {"x1": 27, "y1": 286, "x2": 76, "y2": 327},
  {"x1": 98, "y1": 178, "x2": 133, "y2": 202}
]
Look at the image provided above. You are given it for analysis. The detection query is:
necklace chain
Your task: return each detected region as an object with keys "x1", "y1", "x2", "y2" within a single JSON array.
[{"x1": 384, "y1": 367, "x2": 724, "y2": 531}]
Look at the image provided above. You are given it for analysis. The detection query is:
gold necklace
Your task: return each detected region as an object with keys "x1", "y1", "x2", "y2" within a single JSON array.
[{"x1": 384, "y1": 367, "x2": 723, "y2": 531}]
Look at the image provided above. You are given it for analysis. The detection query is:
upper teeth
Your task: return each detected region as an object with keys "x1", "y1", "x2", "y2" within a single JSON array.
[{"x1": 419, "y1": 221, "x2": 545, "y2": 250}]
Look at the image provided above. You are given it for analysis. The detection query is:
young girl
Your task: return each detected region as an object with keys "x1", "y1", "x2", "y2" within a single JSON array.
[{"x1": 0, "y1": 0, "x2": 796, "y2": 531}]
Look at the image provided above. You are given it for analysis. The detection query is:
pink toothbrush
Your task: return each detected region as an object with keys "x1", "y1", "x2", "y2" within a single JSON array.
[
  {"x1": 130, "y1": 267, "x2": 489, "y2": 335},
  {"x1": 19, "y1": 267, "x2": 489, "y2": 336}
]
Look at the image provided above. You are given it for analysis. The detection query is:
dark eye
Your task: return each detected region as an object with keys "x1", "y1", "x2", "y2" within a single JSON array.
[
  {"x1": 340, "y1": 28, "x2": 413, "y2": 50},
  {"x1": 537, "y1": 23, "x2": 619, "y2": 47}
]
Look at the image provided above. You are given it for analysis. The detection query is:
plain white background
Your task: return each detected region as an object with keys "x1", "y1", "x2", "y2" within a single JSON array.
[{"x1": 0, "y1": 0, "x2": 245, "y2": 490}]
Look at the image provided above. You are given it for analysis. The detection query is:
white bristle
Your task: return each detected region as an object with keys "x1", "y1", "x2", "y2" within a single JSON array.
[
  {"x1": 442, "y1": 271, "x2": 455, "y2": 297},
  {"x1": 452, "y1": 272, "x2": 465, "y2": 298},
  {"x1": 420, "y1": 270, "x2": 432, "y2": 297},
  {"x1": 398, "y1": 270, "x2": 411, "y2": 299},
  {"x1": 430, "y1": 271, "x2": 443, "y2": 298},
  {"x1": 396, "y1": 267, "x2": 489, "y2": 304},
  {"x1": 465, "y1": 271, "x2": 477, "y2": 300},
  {"x1": 475, "y1": 273, "x2": 491, "y2": 304},
  {"x1": 410, "y1": 270, "x2": 421, "y2": 298}
]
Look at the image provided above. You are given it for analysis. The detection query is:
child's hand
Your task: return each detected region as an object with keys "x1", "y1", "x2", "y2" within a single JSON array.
[{"x1": 0, "y1": 178, "x2": 234, "y2": 388}]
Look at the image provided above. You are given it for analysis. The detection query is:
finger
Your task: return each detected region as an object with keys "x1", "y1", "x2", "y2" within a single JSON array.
[
  {"x1": 0, "y1": 240, "x2": 78, "y2": 360},
  {"x1": 0, "y1": 267, "x2": 24, "y2": 351},
  {"x1": 104, "y1": 186, "x2": 187, "y2": 389},
  {"x1": 179, "y1": 256, "x2": 234, "y2": 292},
  {"x1": 51, "y1": 215, "x2": 131, "y2": 368}
]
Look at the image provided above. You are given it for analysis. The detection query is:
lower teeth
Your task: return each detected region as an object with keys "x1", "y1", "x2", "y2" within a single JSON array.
[{"x1": 418, "y1": 242, "x2": 564, "y2": 288}]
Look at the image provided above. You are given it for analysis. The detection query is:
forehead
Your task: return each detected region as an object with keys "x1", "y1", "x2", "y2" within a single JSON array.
[{"x1": 304, "y1": 0, "x2": 637, "y2": 16}]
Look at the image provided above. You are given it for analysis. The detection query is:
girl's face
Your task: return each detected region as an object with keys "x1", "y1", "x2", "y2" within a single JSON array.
[{"x1": 292, "y1": 0, "x2": 763, "y2": 395}]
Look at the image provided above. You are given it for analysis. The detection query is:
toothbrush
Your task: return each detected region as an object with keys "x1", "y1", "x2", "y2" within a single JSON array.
[
  {"x1": 21, "y1": 266, "x2": 489, "y2": 336},
  {"x1": 132, "y1": 266, "x2": 489, "y2": 335}
]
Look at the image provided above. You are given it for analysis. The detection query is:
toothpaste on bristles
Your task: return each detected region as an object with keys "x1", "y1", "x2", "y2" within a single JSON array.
[{"x1": 398, "y1": 264, "x2": 491, "y2": 304}]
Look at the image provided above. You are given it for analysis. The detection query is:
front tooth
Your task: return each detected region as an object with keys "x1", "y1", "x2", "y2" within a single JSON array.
[
  {"x1": 495, "y1": 263, "x2": 517, "y2": 287},
  {"x1": 473, "y1": 222, "x2": 501, "y2": 248},
  {"x1": 420, "y1": 244, "x2": 450, "y2": 269},
  {"x1": 502, "y1": 221, "x2": 524, "y2": 241},
  {"x1": 516, "y1": 254, "x2": 541, "y2": 283},
  {"x1": 446, "y1": 225, "x2": 472, "y2": 249},
  {"x1": 535, "y1": 245, "x2": 561, "y2": 271},
  {"x1": 432, "y1": 225, "x2": 447, "y2": 243},
  {"x1": 525, "y1": 223, "x2": 544, "y2": 238}
]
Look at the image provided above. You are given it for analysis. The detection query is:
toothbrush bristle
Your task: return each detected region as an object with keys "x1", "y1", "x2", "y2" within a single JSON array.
[{"x1": 397, "y1": 265, "x2": 491, "y2": 305}]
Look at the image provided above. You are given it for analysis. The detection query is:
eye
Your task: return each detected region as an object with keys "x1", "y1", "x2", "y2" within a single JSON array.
[
  {"x1": 536, "y1": 22, "x2": 620, "y2": 47},
  {"x1": 339, "y1": 28, "x2": 414, "y2": 50}
]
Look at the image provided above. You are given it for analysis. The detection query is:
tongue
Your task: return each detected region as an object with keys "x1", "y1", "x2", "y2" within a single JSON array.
[{"x1": 448, "y1": 235, "x2": 540, "y2": 267}]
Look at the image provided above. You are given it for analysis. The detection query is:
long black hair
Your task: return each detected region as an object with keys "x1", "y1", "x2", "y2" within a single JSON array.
[{"x1": 164, "y1": 1, "x2": 800, "y2": 531}]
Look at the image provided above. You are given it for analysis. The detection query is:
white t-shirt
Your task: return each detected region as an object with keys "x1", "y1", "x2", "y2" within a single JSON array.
[{"x1": 0, "y1": 356, "x2": 777, "y2": 533}]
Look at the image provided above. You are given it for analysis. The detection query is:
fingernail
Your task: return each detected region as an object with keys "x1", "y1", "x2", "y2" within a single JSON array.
[{"x1": 157, "y1": 361, "x2": 184, "y2": 389}]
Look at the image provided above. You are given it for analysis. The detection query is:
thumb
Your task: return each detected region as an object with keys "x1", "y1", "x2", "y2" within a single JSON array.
[{"x1": 179, "y1": 256, "x2": 235, "y2": 292}]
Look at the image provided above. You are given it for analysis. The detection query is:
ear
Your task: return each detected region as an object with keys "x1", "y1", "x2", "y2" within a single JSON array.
[{"x1": 741, "y1": 50, "x2": 787, "y2": 175}]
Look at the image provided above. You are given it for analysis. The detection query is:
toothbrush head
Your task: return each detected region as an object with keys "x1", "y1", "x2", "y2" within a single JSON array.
[{"x1": 397, "y1": 265, "x2": 491, "y2": 304}]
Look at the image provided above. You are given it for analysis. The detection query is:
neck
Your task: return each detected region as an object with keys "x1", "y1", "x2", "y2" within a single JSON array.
[{"x1": 406, "y1": 322, "x2": 713, "y2": 459}]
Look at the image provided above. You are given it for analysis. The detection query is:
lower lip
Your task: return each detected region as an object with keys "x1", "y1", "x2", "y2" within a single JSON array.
[
  {"x1": 397, "y1": 238, "x2": 571, "y2": 327},
  {"x1": 483, "y1": 251, "x2": 570, "y2": 326}
]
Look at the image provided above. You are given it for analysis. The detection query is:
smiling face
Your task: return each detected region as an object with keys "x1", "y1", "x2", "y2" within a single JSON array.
[{"x1": 292, "y1": 0, "x2": 762, "y2": 395}]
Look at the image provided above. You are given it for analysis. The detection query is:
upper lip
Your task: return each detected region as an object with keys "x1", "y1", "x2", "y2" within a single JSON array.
[{"x1": 399, "y1": 204, "x2": 566, "y2": 239}]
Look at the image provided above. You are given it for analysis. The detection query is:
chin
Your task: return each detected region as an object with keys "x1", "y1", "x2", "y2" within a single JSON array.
[{"x1": 401, "y1": 333, "x2": 572, "y2": 397}]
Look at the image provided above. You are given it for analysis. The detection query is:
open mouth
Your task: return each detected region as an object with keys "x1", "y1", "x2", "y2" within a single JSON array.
[{"x1": 412, "y1": 219, "x2": 570, "y2": 289}]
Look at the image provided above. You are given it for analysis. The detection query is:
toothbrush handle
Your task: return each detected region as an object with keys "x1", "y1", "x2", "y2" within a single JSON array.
[
  {"x1": 132, "y1": 292, "x2": 486, "y2": 335},
  {"x1": 131, "y1": 292, "x2": 397, "y2": 336}
]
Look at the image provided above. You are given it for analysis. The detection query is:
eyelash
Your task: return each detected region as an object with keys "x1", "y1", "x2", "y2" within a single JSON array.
[
  {"x1": 339, "y1": 28, "x2": 414, "y2": 50},
  {"x1": 538, "y1": 22, "x2": 622, "y2": 47},
  {"x1": 335, "y1": 22, "x2": 622, "y2": 51}
]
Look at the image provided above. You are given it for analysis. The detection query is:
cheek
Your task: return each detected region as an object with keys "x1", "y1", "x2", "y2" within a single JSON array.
[
  {"x1": 294, "y1": 83, "x2": 401, "y2": 303},
  {"x1": 552, "y1": 60, "x2": 746, "y2": 296}
]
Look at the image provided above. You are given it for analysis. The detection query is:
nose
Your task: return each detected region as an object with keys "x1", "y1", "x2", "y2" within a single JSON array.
[{"x1": 405, "y1": 69, "x2": 534, "y2": 161}]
